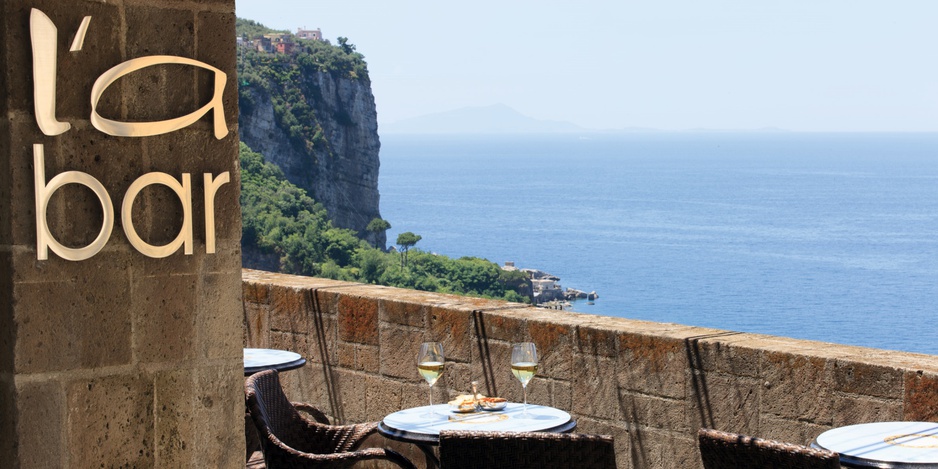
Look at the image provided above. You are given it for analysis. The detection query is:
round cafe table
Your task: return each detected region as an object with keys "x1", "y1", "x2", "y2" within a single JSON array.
[
  {"x1": 813, "y1": 421, "x2": 938, "y2": 468},
  {"x1": 243, "y1": 347, "x2": 306, "y2": 376},
  {"x1": 378, "y1": 403, "x2": 576, "y2": 468}
]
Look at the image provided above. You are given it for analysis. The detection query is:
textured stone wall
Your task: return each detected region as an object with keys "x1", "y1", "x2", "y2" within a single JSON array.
[
  {"x1": 243, "y1": 269, "x2": 938, "y2": 469},
  {"x1": 1, "y1": 1, "x2": 243, "y2": 467}
]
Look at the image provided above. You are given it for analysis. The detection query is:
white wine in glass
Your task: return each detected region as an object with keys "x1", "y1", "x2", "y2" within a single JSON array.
[
  {"x1": 511, "y1": 342, "x2": 538, "y2": 417},
  {"x1": 417, "y1": 342, "x2": 445, "y2": 417}
]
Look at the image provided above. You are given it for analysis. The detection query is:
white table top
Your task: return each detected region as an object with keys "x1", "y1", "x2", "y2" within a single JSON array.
[
  {"x1": 243, "y1": 348, "x2": 305, "y2": 375},
  {"x1": 815, "y1": 421, "x2": 938, "y2": 468},
  {"x1": 382, "y1": 403, "x2": 572, "y2": 436}
]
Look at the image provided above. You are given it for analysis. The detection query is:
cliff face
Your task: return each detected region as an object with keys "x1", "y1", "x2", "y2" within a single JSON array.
[{"x1": 239, "y1": 71, "x2": 385, "y2": 249}]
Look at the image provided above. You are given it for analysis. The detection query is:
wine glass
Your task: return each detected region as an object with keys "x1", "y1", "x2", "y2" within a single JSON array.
[
  {"x1": 511, "y1": 342, "x2": 538, "y2": 417},
  {"x1": 417, "y1": 342, "x2": 445, "y2": 417}
]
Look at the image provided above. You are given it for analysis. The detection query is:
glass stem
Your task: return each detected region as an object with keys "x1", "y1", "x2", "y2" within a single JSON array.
[
  {"x1": 523, "y1": 385, "x2": 528, "y2": 414},
  {"x1": 428, "y1": 384, "x2": 434, "y2": 407}
]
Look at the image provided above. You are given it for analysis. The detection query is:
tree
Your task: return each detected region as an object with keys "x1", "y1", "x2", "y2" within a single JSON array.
[
  {"x1": 365, "y1": 218, "x2": 391, "y2": 248},
  {"x1": 336, "y1": 36, "x2": 356, "y2": 54},
  {"x1": 396, "y1": 232, "x2": 422, "y2": 269}
]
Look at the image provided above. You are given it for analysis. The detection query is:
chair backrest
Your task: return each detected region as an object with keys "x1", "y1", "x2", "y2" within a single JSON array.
[
  {"x1": 438, "y1": 430, "x2": 616, "y2": 469},
  {"x1": 698, "y1": 428, "x2": 841, "y2": 469},
  {"x1": 245, "y1": 369, "x2": 331, "y2": 455}
]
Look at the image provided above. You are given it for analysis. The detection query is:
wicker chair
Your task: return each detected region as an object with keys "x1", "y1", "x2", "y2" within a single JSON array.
[
  {"x1": 438, "y1": 430, "x2": 616, "y2": 469},
  {"x1": 245, "y1": 370, "x2": 416, "y2": 469},
  {"x1": 698, "y1": 428, "x2": 841, "y2": 469}
]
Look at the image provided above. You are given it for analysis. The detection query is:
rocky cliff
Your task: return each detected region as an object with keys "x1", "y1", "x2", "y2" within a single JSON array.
[{"x1": 237, "y1": 32, "x2": 385, "y2": 249}]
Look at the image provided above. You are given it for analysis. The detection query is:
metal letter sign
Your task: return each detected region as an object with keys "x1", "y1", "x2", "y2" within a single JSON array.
[{"x1": 28, "y1": 8, "x2": 231, "y2": 261}]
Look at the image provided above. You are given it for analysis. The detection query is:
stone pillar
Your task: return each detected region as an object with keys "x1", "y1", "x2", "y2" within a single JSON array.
[{"x1": 0, "y1": 1, "x2": 242, "y2": 467}]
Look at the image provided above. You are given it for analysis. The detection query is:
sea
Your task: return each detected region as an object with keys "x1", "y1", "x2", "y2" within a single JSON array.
[{"x1": 377, "y1": 133, "x2": 938, "y2": 355}]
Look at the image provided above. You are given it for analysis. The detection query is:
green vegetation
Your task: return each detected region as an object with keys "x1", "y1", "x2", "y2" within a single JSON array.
[
  {"x1": 365, "y1": 218, "x2": 391, "y2": 248},
  {"x1": 240, "y1": 142, "x2": 531, "y2": 303},
  {"x1": 396, "y1": 232, "x2": 421, "y2": 268}
]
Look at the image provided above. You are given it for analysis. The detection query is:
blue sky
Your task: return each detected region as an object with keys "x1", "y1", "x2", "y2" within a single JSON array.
[{"x1": 235, "y1": 1, "x2": 938, "y2": 132}]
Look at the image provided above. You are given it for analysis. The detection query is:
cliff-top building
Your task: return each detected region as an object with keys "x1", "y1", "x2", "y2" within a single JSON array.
[{"x1": 297, "y1": 27, "x2": 323, "y2": 41}]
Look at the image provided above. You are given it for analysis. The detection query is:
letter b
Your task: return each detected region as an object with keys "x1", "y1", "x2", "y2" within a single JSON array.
[{"x1": 33, "y1": 144, "x2": 115, "y2": 261}]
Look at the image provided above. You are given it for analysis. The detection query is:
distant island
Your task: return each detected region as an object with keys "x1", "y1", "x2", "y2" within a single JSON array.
[
  {"x1": 382, "y1": 104, "x2": 790, "y2": 135},
  {"x1": 381, "y1": 103, "x2": 585, "y2": 135}
]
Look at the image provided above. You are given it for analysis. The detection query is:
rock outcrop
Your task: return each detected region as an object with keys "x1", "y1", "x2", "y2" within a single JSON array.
[{"x1": 239, "y1": 70, "x2": 385, "y2": 248}]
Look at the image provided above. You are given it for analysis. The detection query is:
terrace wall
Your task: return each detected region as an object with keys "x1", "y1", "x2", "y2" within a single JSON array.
[{"x1": 243, "y1": 269, "x2": 938, "y2": 469}]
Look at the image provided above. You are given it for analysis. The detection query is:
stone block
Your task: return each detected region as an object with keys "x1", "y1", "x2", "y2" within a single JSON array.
[
  {"x1": 477, "y1": 340, "x2": 515, "y2": 400},
  {"x1": 197, "y1": 271, "x2": 243, "y2": 360},
  {"x1": 203, "y1": 239, "x2": 242, "y2": 274},
  {"x1": 627, "y1": 427, "x2": 698, "y2": 469},
  {"x1": 617, "y1": 332, "x2": 687, "y2": 399},
  {"x1": 337, "y1": 341, "x2": 357, "y2": 370},
  {"x1": 477, "y1": 310, "x2": 525, "y2": 342},
  {"x1": 574, "y1": 417, "x2": 630, "y2": 469},
  {"x1": 758, "y1": 415, "x2": 830, "y2": 447},
  {"x1": 313, "y1": 289, "x2": 340, "y2": 315},
  {"x1": 550, "y1": 379, "x2": 573, "y2": 409},
  {"x1": 429, "y1": 305, "x2": 472, "y2": 362},
  {"x1": 522, "y1": 374, "x2": 551, "y2": 407},
  {"x1": 67, "y1": 373, "x2": 155, "y2": 468},
  {"x1": 243, "y1": 280, "x2": 270, "y2": 305},
  {"x1": 691, "y1": 335, "x2": 763, "y2": 377},
  {"x1": 308, "y1": 313, "x2": 337, "y2": 365},
  {"x1": 620, "y1": 391, "x2": 686, "y2": 432},
  {"x1": 332, "y1": 369, "x2": 371, "y2": 423},
  {"x1": 13, "y1": 269, "x2": 132, "y2": 373},
  {"x1": 278, "y1": 362, "x2": 331, "y2": 415},
  {"x1": 197, "y1": 10, "x2": 239, "y2": 127},
  {"x1": 356, "y1": 344, "x2": 381, "y2": 374},
  {"x1": 338, "y1": 294, "x2": 379, "y2": 345},
  {"x1": 364, "y1": 379, "x2": 407, "y2": 421},
  {"x1": 15, "y1": 379, "x2": 64, "y2": 468},
  {"x1": 381, "y1": 298, "x2": 426, "y2": 328},
  {"x1": 761, "y1": 351, "x2": 834, "y2": 424},
  {"x1": 528, "y1": 320, "x2": 573, "y2": 381},
  {"x1": 269, "y1": 285, "x2": 311, "y2": 334},
  {"x1": 577, "y1": 325, "x2": 618, "y2": 358},
  {"x1": 833, "y1": 359, "x2": 903, "y2": 398},
  {"x1": 832, "y1": 394, "x2": 902, "y2": 426},
  {"x1": 153, "y1": 368, "x2": 196, "y2": 467},
  {"x1": 400, "y1": 382, "x2": 431, "y2": 411},
  {"x1": 194, "y1": 363, "x2": 244, "y2": 469},
  {"x1": 12, "y1": 241, "x2": 134, "y2": 285},
  {"x1": 379, "y1": 325, "x2": 424, "y2": 380},
  {"x1": 269, "y1": 331, "x2": 312, "y2": 363},
  {"x1": 686, "y1": 373, "x2": 760, "y2": 435},
  {"x1": 904, "y1": 371, "x2": 938, "y2": 421},
  {"x1": 439, "y1": 361, "x2": 474, "y2": 397},
  {"x1": 572, "y1": 354, "x2": 619, "y2": 420},
  {"x1": 243, "y1": 302, "x2": 269, "y2": 348},
  {"x1": 132, "y1": 273, "x2": 197, "y2": 363}
]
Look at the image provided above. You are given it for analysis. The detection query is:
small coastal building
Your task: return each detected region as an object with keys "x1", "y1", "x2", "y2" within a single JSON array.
[
  {"x1": 263, "y1": 33, "x2": 295, "y2": 54},
  {"x1": 297, "y1": 27, "x2": 323, "y2": 41},
  {"x1": 253, "y1": 36, "x2": 272, "y2": 53}
]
